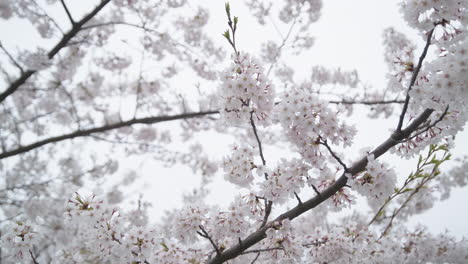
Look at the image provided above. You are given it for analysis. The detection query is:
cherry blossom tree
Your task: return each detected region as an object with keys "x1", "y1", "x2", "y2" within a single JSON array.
[{"x1": 1, "y1": 0, "x2": 468, "y2": 263}]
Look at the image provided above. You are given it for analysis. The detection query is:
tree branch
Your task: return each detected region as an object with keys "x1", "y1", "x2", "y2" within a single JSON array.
[
  {"x1": 60, "y1": 0, "x2": 75, "y2": 24},
  {"x1": 198, "y1": 225, "x2": 221, "y2": 256},
  {"x1": 0, "y1": 42, "x2": 24, "y2": 73},
  {"x1": 249, "y1": 112, "x2": 266, "y2": 166},
  {"x1": 29, "y1": 250, "x2": 39, "y2": 264},
  {"x1": 319, "y1": 139, "x2": 348, "y2": 172},
  {"x1": 0, "y1": 110, "x2": 219, "y2": 159},
  {"x1": 242, "y1": 247, "x2": 284, "y2": 255},
  {"x1": 402, "y1": 105, "x2": 449, "y2": 142},
  {"x1": 0, "y1": 0, "x2": 111, "y2": 103},
  {"x1": 396, "y1": 27, "x2": 436, "y2": 132},
  {"x1": 206, "y1": 108, "x2": 433, "y2": 264},
  {"x1": 329, "y1": 99, "x2": 404, "y2": 105}
]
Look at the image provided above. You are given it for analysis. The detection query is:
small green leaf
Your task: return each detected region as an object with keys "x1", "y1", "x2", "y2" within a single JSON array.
[
  {"x1": 222, "y1": 30, "x2": 230, "y2": 40},
  {"x1": 376, "y1": 209, "x2": 385, "y2": 217},
  {"x1": 401, "y1": 188, "x2": 414, "y2": 193},
  {"x1": 160, "y1": 241, "x2": 169, "y2": 252},
  {"x1": 225, "y1": 2, "x2": 231, "y2": 17}
]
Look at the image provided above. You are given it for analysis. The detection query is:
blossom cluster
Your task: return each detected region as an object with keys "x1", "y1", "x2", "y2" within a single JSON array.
[
  {"x1": 1, "y1": 193, "x2": 205, "y2": 264},
  {"x1": 172, "y1": 204, "x2": 209, "y2": 244},
  {"x1": 259, "y1": 158, "x2": 310, "y2": 204},
  {"x1": 276, "y1": 89, "x2": 356, "y2": 167},
  {"x1": 400, "y1": 0, "x2": 468, "y2": 33},
  {"x1": 1, "y1": 221, "x2": 38, "y2": 262},
  {"x1": 410, "y1": 38, "x2": 468, "y2": 111},
  {"x1": 219, "y1": 53, "x2": 275, "y2": 126},
  {"x1": 383, "y1": 27, "x2": 416, "y2": 81},
  {"x1": 262, "y1": 219, "x2": 303, "y2": 263},
  {"x1": 222, "y1": 144, "x2": 256, "y2": 187},
  {"x1": 348, "y1": 154, "x2": 397, "y2": 210},
  {"x1": 388, "y1": 0, "x2": 468, "y2": 158},
  {"x1": 317, "y1": 178, "x2": 356, "y2": 211},
  {"x1": 20, "y1": 48, "x2": 52, "y2": 71}
]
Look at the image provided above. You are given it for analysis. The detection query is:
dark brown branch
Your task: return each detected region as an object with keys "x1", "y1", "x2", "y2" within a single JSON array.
[
  {"x1": 0, "y1": 0, "x2": 111, "y2": 103},
  {"x1": 207, "y1": 108, "x2": 433, "y2": 264},
  {"x1": 310, "y1": 184, "x2": 322, "y2": 197},
  {"x1": 396, "y1": 27, "x2": 436, "y2": 132},
  {"x1": 0, "y1": 110, "x2": 219, "y2": 159},
  {"x1": 249, "y1": 112, "x2": 266, "y2": 166},
  {"x1": 403, "y1": 105, "x2": 449, "y2": 142},
  {"x1": 260, "y1": 200, "x2": 273, "y2": 228},
  {"x1": 294, "y1": 192, "x2": 303, "y2": 205}
]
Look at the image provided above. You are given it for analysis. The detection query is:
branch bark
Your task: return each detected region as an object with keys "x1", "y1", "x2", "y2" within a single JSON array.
[
  {"x1": 328, "y1": 99, "x2": 404, "y2": 105},
  {"x1": 396, "y1": 27, "x2": 436, "y2": 132},
  {"x1": 206, "y1": 108, "x2": 433, "y2": 264},
  {"x1": 0, "y1": 0, "x2": 111, "y2": 103},
  {"x1": 0, "y1": 110, "x2": 219, "y2": 159}
]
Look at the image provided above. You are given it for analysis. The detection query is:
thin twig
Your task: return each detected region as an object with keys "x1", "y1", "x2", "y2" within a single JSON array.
[
  {"x1": 198, "y1": 225, "x2": 221, "y2": 256},
  {"x1": 320, "y1": 139, "x2": 348, "y2": 172},
  {"x1": 60, "y1": 0, "x2": 75, "y2": 24},
  {"x1": 242, "y1": 247, "x2": 284, "y2": 255},
  {"x1": 266, "y1": 18, "x2": 297, "y2": 76},
  {"x1": 249, "y1": 112, "x2": 266, "y2": 166},
  {"x1": 261, "y1": 201, "x2": 273, "y2": 228},
  {"x1": 402, "y1": 105, "x2": 449, "y2": 142},
  {"x1": 250, "y1": 252, "x2": 261, "y2": 264},
  {"x1": 310, "y1": 184, "x2": 322, "y2": 197},
  {"x1": 294, "y1": 192, "x2": 303, "y2": 205},
  {"x1": 0, "y1": 42, "x2": 24, "y2": 73},
  {"x1": 377, "y1": 150, "x2": 449, "y2": 239},
  {"x1": 29, "y1": 250, "x2": 39, "y2": 264},
  {"x1": 329, "y1": 99, "x2": 404, "y2": 105}
]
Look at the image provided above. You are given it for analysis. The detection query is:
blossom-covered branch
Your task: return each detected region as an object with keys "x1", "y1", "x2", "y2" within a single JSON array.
[{"x1": 207, "y1": 108, "x2": 434, "y2": 264}]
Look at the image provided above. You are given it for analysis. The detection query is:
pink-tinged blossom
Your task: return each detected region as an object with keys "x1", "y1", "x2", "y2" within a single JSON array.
[
  {"x1": 172, "y1": 205, "x2": 209, "y2": 244},
  {"x1": 259, "y1": 158, "x2": 310, "y2": 204},
  {"x1": 219, "y1": 53, "x2": 275, "y2": 126},
  {"x1": 400, "y1": 0, "x2": 468, "y2": 33},
  {"x1": 383, "y1": 27, "x2": 416, "y2": 82},
  {"x1": 223, "y1": 144, "x2": 256, "y2": 187},
  {"x1": 349, "y1": 154, "x2": 397, "y2": 210},
  {"x1": 0, "y1": 221, "x2": 39, "y2": 262},
  {"x1": 276, "y1": 89, "x2": 356, "y2": 167},
  {"x1": 262, "y1": 219, "x2": 303, "y2": 263},
  {"x1": 317, "y1": 179, "x2": 356, "y2": 211},
  {"x1": 21, "y1": 48, "x2": 51, "y2": 71}
]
